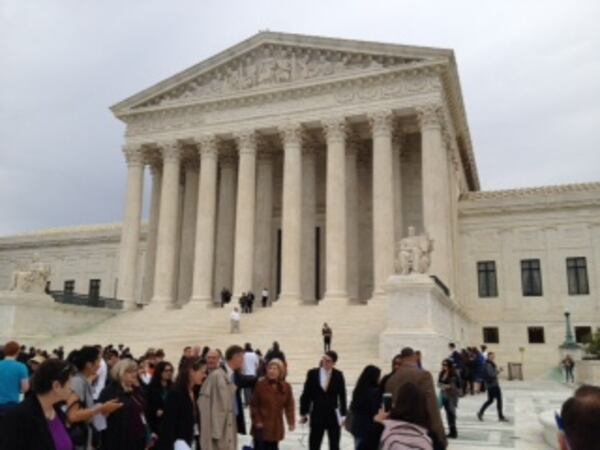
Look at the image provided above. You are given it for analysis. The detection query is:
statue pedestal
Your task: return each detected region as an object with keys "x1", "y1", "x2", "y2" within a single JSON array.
[
  {"x1": 0, "y1": 290, "x2": 117, "y2": 343},
  {"x1": 379, "y1": 274, "x2": 466, "y2": 371}
]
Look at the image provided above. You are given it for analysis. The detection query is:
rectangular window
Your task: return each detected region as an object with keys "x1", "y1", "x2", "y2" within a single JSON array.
[
  {"x1": 64, "y1": 280, "x2": 75, "y2": 294},
  {"x1": 567, "y1": 257, "x2": 589, "y2": 295},
  {"x1": 89, "y1": 279, "x2": 101, "y2": 299},
  {"x1": 521, "y1": 259, "x2": 543, "y2": 296},
  {"x1": 482, "y1": 327, "x2": 499, "y2": 344},
  {"x1": 528, "y1": 326, "x2": 545, "y2": 344},
  {"x1": 575, "y1": 326, "x2": 593, "y2": 344},
  {"x1": 477, "y1": 261, "x2": 498, "y2": 297}
]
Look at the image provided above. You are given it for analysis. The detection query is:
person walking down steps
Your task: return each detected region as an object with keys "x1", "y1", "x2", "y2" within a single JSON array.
[{"x1": 322, "y1": 323, "x2": 333, "y2": 353}]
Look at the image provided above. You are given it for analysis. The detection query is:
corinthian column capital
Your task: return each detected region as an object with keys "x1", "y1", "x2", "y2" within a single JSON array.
[
  {"x1": 159, "y1": 141, "x2": 182, "y2": 163},
  {"x1": 416, "y1": 104, "x2": 443, "y2": 130},
  {"x1": 234, "y1": 130, "x2": 257, "y2": 155},
  {"x1": 122, "y1": 144, "x2": 145, "y2": 167},
  {"x1": 322, "y1": 117, "x2": 347, "y2": 143},
  {"x1": 279, "y1": 123, "x2": 302, "y2": 147},
  {"x1": 368, "y1": 111, "x2": 394, "y2": 138}
]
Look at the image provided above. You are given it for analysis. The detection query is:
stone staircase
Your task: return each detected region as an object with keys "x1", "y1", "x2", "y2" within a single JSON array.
[{"x1": 45, "y1": 298, "x2": 389, "y2": 383}]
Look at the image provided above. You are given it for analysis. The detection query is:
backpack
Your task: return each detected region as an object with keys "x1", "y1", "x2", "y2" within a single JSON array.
[{"x1": 380, "y1": 420, "x2": 433, "y2": 450}]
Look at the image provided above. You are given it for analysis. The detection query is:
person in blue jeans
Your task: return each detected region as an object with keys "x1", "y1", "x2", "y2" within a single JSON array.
[
  {"x1": 477, "y1": 352, "x2": 508, "y2": 422},
  {"x1": 0, "y1": 341, "x2": 30, "y2": 417}
]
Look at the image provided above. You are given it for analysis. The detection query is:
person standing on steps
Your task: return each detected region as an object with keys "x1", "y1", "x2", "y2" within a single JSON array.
[
  {"x1": 261, "y1": 287, "x2": 270, "y2": 308},
  {"x1": 220, "y1": 287, "x2": 231, "y2": 308},
  {"x1": 477, "y1": 352, "x2": 508, "y2": 423},
  {"x1": 230, "y1": 307, "x2": 241, "y2": 334},
  {"x1": 561, "y1": 355, "x2": 575, "y2": 383},
  {"x1": 299, "y1": 351, "x2": 347, "y2": 450},
  {"x1": 322, "y1": 323, "x2": 333, "y2": 353}
]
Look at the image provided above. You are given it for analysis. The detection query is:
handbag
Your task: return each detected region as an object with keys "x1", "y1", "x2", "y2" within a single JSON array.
[{"x1": 344, "y1": 408, "x2": 355, "y2": 434}]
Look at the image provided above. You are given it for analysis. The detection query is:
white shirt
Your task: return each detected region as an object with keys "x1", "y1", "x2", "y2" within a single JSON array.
[
  {"x1": 92, "y1": 358, "x2": 107, "y2": 400},
  {"x1": 261, "y1": 289, "x2": 269, "y2": 298},
  {"x1": 319, "y1": 367, "x2": 332, "y2": 391},
  {"x1": 243, "y1": 351, "x2": 260, "y2": 376},
  {"x1": 230, "y1": 310, "x2": 241, "y2": 322}
]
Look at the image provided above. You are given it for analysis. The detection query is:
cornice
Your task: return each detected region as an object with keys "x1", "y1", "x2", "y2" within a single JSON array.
[
  {"x1": 459, "y1": 182, "x2": 600, "y2": 216},
  {"x1": 0, "y1": 223, "x2": 146, "y2": 250}
]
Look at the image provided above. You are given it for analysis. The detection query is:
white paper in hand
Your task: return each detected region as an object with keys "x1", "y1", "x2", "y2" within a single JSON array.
[{"x1": 174, "y1": 439, "x2": 192, "y2": 450}]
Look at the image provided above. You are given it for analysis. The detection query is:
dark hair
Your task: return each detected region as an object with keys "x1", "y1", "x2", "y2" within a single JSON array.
[
  {"x1": 352, "y1": 365, "x2": 381, "y2": 407},
  {"x1": 390, "y1": 382, "x2": 430, "y2": 429},
  {"x1": 150, "y1": 361, "x2": 174, "y2": 387},
  {"x1": 155, "y1": 349, "x2": 165, "y2": 358},
  {"x1": 32, "y1": 359, "x2": 75, "y2": 395},
  {"x1": 68, "y1": 346, "x2": 100, "y2": 372},
  {"x1": 441, "y1": 359, "x2": 457, "y2": 377},
  {"x1": 105, "y1": 349, "x2": 119, "y2": 359},
  {"x1": 561, "y1": 385, "x2": 600, "y2": 450},
  {"x1": 3, "y1": 341, "x2": 20, "y2": 357},
  {"x1": 244, "y1": 343, "x2": 252, "y2": 351},
  {"x1": 272, "y1": 341, "x2": 280, "y2": 352},
  {"x1": 391, "y1": 354, "x2": 402, "y2": 370},
  {"x1": 225, "y1": 345, "x2": 244, "y2": 361},
  {"x1": 175, "y1": 358, "x2": 206, "y2": 391},
  {"x1": 325, "y1": 350, "x2": 338, "y2": 363},
  {"x1": 183, "y1": 346, "x2": 191, "y2": 352},
  {"x1": 448, "y1": 342, "x2": 456, "y2": 349}
]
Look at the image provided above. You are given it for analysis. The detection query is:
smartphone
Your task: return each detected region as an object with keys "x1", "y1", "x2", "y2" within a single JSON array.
[{"x1": 382, "y1": 393, "x2": 393, "y2": 412}]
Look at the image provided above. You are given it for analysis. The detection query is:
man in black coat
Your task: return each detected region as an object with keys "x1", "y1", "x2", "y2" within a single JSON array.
[{"x1": 300, "y1": 351, "x2": 347, "y2": 450}]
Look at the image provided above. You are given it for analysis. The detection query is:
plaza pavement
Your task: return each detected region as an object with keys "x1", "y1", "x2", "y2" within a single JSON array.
[{"x1": 239, "y1": 380, "x2": 574, "y2": 449}]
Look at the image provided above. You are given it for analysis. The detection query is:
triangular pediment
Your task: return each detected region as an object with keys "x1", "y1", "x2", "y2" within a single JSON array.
[{"x1": 112, "y1": 32, "x2": 453, "y2": 114}]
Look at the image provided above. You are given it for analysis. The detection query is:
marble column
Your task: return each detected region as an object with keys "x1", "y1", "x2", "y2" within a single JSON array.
[
  {"x1": 151, "y1": 142, "x2": 182, "y2": 305},
  {"x1": 393, "y1": 130, "x2": 404, "y2": 243},
  {"x1": 191, "y1": 137, "x2": 218, "y2": 303},
  {"x1": 301, "y1": 140, "x2": 318, "y2": 302},
  {"x1": 323, "y1": 118, "x2": 348, "y2": 301},
  {"x1": 279, "y1": 123, "x2": 303, "y2": 302},
  {"x1": 141, "y1": 161, "x2": 162, "y2": 304},
  {"x1": 233, "y1": 131, "x2": 257, "y2": 299},
  {"x1": 116, "y1": 145, "x2": 145, "y2": 307},
  {"x1": 370, "y1": 111, "x2": 396, "y2": 298},
  {"x1": 176, "y1": 158, "x2": 199, "y2": 305},
  {"x1": 253, "y1": 147, "x2": 274, "y2": 297},
  {"x1": 214, "y1": 148, "x2": 237, "y2": 297},
  {"x1": 418, "y1": 104, "x2": 452, "y2": 289},
  {"x1": 346, "y1": 134, "x2": 360, "y2": 301}
]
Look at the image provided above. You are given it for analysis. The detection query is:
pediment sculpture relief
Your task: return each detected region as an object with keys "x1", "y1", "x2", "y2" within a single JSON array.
[
  {"x1": 138, "y1": 45, "x2": 421, "y2": 108},
  {"x1": 395, "y1": 226, "x2": 434, "y2": 275}
]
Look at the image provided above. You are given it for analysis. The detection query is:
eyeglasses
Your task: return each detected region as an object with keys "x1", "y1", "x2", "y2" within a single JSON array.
[{"x1": 164, "y1": 368, "x2": 173, "y2": 373}]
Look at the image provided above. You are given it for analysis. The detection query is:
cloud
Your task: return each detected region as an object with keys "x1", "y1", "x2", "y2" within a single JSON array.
[{"x1": 1, "y1": 0, "x2": 599, "y2": 235}]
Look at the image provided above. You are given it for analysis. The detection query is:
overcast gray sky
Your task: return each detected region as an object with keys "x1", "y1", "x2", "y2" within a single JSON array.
[{"x1": 1, "y1": 0, "x2": 599, "y2": 236}]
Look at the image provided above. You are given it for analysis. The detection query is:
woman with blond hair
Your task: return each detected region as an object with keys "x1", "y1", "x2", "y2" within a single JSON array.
[
  {"x1": 98, "y1": 359, "x2": 149, "y2": 450},
  {"x1": 250, "y1": 358, "x2": 295, "y2": 450}
]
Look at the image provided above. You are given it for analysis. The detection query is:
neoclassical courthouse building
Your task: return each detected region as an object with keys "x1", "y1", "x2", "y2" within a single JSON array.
[{"x1": 1, "y1": 33, "x2": 599, "y2": 374}]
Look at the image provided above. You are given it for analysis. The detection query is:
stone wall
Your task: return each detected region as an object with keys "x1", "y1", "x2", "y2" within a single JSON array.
[{"x1": 459, "y1": 183, "x2": 600, "y2": 378}]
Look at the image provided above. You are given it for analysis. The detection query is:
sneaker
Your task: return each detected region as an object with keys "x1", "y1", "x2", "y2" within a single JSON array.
[
  {"x1": 446, "y1": 433, "x2": 458, "y2": 439},
  {"x1": 499, "y1": 417, "x2": 509, "y2": 422},
  {"x1": 477, "y1": 412, "x2": 483, "y2": 421}
]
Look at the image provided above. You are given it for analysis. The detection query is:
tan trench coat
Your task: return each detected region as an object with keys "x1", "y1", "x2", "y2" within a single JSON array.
[{"x1": 198, "y1": 368, "x2": 238, "y2": 450}]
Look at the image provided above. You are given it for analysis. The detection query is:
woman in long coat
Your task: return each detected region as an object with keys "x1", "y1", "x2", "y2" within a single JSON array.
[{"x1": 250, "y1": 358, "x2": 295, "y2": 450}]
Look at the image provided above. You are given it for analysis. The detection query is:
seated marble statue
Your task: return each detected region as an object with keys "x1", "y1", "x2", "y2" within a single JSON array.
[
  {"x1": 395, "y1": 226, "x2": 434, "y2": 275},
  {"x1": 10, "y1": 253, "x2": 51, "y2": 294}
]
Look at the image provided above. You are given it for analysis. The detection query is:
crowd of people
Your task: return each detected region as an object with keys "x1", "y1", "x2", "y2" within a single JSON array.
[{"x1": 0, "y1": 337, "x2": 598, "y2": 450}]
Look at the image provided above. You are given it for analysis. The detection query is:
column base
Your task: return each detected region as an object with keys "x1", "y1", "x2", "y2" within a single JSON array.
[
  {"x1": 278, "y1": 293, "x2": 301, "y2": 303},
  {"x1": 322, "y1": 291, "x2": 349, "y2": 303}
]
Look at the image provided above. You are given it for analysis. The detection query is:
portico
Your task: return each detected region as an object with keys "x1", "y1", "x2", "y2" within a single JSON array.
[{"x1": 112, "y1": 32, "x2": 479, "y2": 309}]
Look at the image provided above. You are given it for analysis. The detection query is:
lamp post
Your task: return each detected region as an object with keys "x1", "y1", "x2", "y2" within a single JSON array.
[{"x1": 563, "y1": 311, "x2": 577, "y2": 347}]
